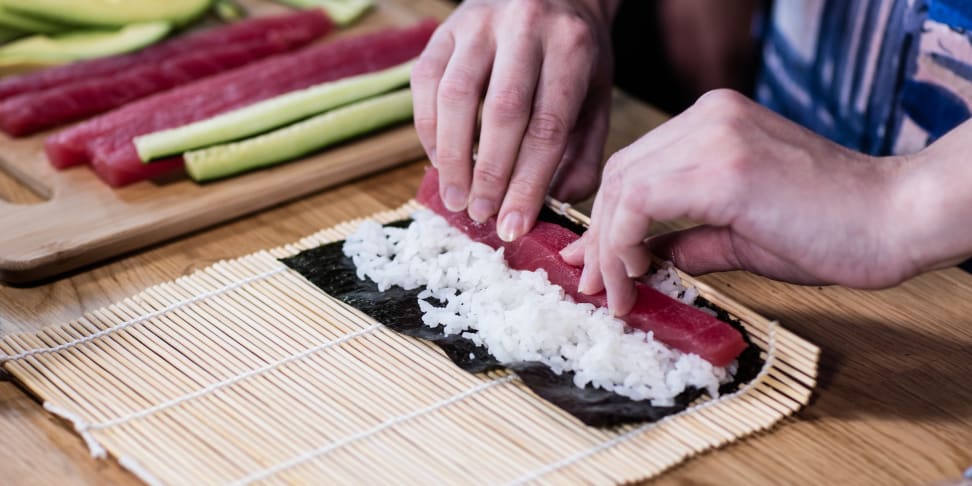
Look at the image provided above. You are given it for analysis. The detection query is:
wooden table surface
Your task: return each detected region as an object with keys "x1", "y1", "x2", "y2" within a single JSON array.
[{"x1": 1, "y1": 4, "x2": 971, "y2": 485}]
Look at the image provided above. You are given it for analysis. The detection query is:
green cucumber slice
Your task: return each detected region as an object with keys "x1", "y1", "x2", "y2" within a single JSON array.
[
  {"x1": 135, "y1": 60, "x2": 413, "y2": 162},
  {"x1": 185, "y1": 88, "x2": 413, "y2": 182},
  {"x1": 274, "y1": 0, "x2": 373, "y2": 26},
  {"x1": 0, "y1": 22, "x2": 171, "y2": 62}
]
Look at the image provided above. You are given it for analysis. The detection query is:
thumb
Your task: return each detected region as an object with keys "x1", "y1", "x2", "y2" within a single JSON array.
[
  {"x1": 648, "y1": 226, "x2": 742, "y2": 275},
  {"x1": 649, "y1": 225, "x2": 827, "y2": 284}
]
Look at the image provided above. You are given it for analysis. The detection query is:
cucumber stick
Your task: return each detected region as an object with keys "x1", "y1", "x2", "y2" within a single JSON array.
[
  {"x1": 186, "y1": 88, "x2": 413, "y2": 182},
  {"x1": 135, "y1": 60, "x2": 413, "y2": 162},
  {"x1": 274, "y1": 0, "x2": 373, "y2": 26}
]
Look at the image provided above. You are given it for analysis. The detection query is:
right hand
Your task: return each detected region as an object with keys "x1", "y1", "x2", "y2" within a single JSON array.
[{"x1": 411, "y1": 0, "x2": 618, "y2": 242}]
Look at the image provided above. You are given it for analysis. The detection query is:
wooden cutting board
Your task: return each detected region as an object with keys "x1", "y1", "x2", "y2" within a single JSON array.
[{"x1": 0, "y1": 0, "x2": 448, "y2": 284}]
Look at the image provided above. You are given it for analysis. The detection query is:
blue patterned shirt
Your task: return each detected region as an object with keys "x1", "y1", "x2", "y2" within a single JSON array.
[{"x1": 758, "y1": 0, "x2": 972, "y2": 155}]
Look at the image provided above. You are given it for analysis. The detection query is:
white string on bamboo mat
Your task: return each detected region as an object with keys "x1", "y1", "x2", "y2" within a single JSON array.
[
  {"x1": 0, "y1": 266, "x2": 287, "y2": 364},
  {"x1": 506, "y1": 323, "x2": 780, "y2": 485},
  {"x1": 229, "y1": 375, "x2": 517, "y2": 486},
  {"x1": 43, "y1": 323, "x2": 382, "y2": 458}
]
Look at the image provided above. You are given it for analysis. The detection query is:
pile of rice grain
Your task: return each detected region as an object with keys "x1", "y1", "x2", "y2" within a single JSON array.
[{"x1": 343, "y1": 210, "x2": 731, "y2": 405}]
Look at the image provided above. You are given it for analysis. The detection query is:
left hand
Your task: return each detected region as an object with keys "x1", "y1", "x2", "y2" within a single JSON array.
[{"x1": 560, "y1": 89, "x2": 919, "y2": 315}]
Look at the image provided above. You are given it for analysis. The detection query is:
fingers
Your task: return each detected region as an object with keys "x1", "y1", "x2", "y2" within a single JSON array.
[
  {"x1": 495, "y1": 19, "x2": 595, "y2": 241},
  {"x1": 467, "y1": 30, "x2": 542, "y2": 222},
  {"x1": 582, "y1": 119, "x2": 720, "y2": 315},
  {"x1": 435, "y1": 35, "x2": 494, "y2": 211},
  {"x1": 594, "y1": 163, "x2": 642, "y2": 315},
  {"x1": 411, "y1": 28, "x2": 454, "y2": 167},
  {"x1": 559, "y1": 232, "x2": 588, "y2": 266},
  {"x1": 578, "y1": 190, "x2": 605, "y2": 295}
]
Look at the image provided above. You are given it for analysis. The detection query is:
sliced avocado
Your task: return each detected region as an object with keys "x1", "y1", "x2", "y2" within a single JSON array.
[
  {"x1": 274, "y1": 0, "x2": 373, "y2": 26},
  {"x1": 3, "y1": 0, "x2": 210, "y2": 28},
  {"x1": 0, "y1": 25, "x2": 25, "y2": 44},
  {"x1": 0, "y1": 22, "x2": 171, "y2": 62},
  {"x1": 0, "y1": 3, "x2": 66, "y2": 33}
]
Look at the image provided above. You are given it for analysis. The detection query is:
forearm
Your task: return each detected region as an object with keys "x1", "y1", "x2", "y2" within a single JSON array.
[{"x1": 894, "y1": 119, "x2": 972, "y2": 272}]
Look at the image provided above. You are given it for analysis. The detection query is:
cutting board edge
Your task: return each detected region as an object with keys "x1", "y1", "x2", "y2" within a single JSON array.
[{"x1": 0, "y1": 145, "x2": 427, "y2": 284}]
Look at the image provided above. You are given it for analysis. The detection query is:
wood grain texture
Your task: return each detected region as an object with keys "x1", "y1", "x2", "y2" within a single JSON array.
[
  {"x1": 0, "y1": 0, "x2": 969, "y2": 483},
  {"x1": 0, "y1": 0, "x2": 448, "y2": 284}
]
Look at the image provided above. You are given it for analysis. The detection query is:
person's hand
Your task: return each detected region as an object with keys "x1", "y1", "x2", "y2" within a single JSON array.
[
  {"x1": 411, "y1": 0, "x2": 618, "y2": 242},
  {"x1": 560, "y1": 89, "x2": 921, "y2": 315}
]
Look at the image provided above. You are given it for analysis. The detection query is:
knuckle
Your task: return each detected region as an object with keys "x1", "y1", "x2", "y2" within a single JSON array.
[
  {"x1": 472, "y1": 164, "x2": 509, "y2": 189},
  {"x1": 506, "y1": 175, "x2": 544, "y2": 201},
  {"x1": 486, "y1": 85, "x2": 532, "y2": 121},
  {"x1": 438, "y1": 68, "x2": 480, "y2": 105},
  {"x1": 435, "y1": 146, "x2": 466, "y2": 168},
  {"x1": 555, "y1": 15, "x2": 594, "y2": 50},
  {"x1": 411, "y1": 57, "x2": 441, "y2": 84},
  {"x1": 695, "y1": 88, "x2": 750, "y2": 116},
  {"x1": 511, "y1": 0, "x2": 547, "y2": 21},
  {"x1": 526, "y1": 111, "x2": 569, "y2": 145},
  {"x1": 600, "y1": 169, "x2": 623, "y2": 194},
  {"x1": 602, "y1": 154, "x2": 624, "y2": 179},
  {"x1": 413, "y1": 115, "x2": 436, "y2": 135}
]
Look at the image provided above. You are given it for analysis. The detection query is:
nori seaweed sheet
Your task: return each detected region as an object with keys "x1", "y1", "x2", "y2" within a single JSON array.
[{"x1": 281, "y1": 212, "x2": 762, "y2": 428}]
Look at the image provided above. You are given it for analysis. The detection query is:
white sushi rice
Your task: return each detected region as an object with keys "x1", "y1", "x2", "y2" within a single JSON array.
[{"x1": 343, "y1": 209, "x2": 732, "y2": 405}]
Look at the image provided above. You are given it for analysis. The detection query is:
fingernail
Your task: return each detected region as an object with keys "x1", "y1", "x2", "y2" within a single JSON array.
[
  {"x1": 468, "y1": 198, "x2": 496, "y2": 223},
  {"x1": 578, "y1": 268, "x2": 593, "y2": 294},
  {"x1": 560, "y1": 238, "x2": 580, "y2": 255},
  {"x1": 443, "y1": 185, "x2": 467, "y2": 212},
  {"x1": 498, "y1": 211, "x2": 523, "y2": 242},
  {"x1": 428, "y1": 147, "x2": 438, "y2": 167}
]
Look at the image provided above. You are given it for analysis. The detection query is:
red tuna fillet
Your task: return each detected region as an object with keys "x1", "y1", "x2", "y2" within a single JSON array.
[
  {"x1": 415, "y1": 167, "x2": 747, "y2": 367},
  {"x1": 47, "y1": 19, "x2": 438, "y2": 187},
  {"x1": 0, "y1": 11, "x2": 333, "y2": 136},
  {"x1": 0, "y1": 42, "x2": 297, "y2": 136},
  {"x1": 0, "y1": 10, "x2": 333, "y2": 101}
]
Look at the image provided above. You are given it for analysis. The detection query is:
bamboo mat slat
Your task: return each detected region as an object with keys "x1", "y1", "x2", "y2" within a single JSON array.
[{"x1": 0, "y1": 201, "x2": 819, "y2": 485}]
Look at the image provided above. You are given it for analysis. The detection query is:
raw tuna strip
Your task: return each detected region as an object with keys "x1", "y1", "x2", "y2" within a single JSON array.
[
  {"x1": 415, "y1": 167, "x2": 747, "y2": 366},
  {"x1": 0, "y1": 42, "x2": 295, "y2": 136},
  {"x1": 0, "y1": 14, "x2": 333, "y2": 137},
  {"x1": 64, "y1": 20, "x2": 438, "y2": 187},
  {"x1": 46, "y1": 19, "x2": 436, "y2": 172},
  {"x1": 0, "y1": 10, "x2": 333, "y2": 100}
]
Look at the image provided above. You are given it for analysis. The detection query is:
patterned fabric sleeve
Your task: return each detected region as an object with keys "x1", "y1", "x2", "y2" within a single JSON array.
[{"x1": 756, "y1": 0, "x2": 972, "y2": 156}]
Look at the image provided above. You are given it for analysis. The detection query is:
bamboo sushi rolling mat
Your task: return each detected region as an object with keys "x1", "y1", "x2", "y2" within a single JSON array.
[{"x1": 0, "y1": 200, "x2": 818, "y2": 485}]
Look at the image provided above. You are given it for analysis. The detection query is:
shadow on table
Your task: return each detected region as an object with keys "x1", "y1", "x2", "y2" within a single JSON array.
[{"x1": 767, "y1": 309, "x2": 972, "y2": 421}]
